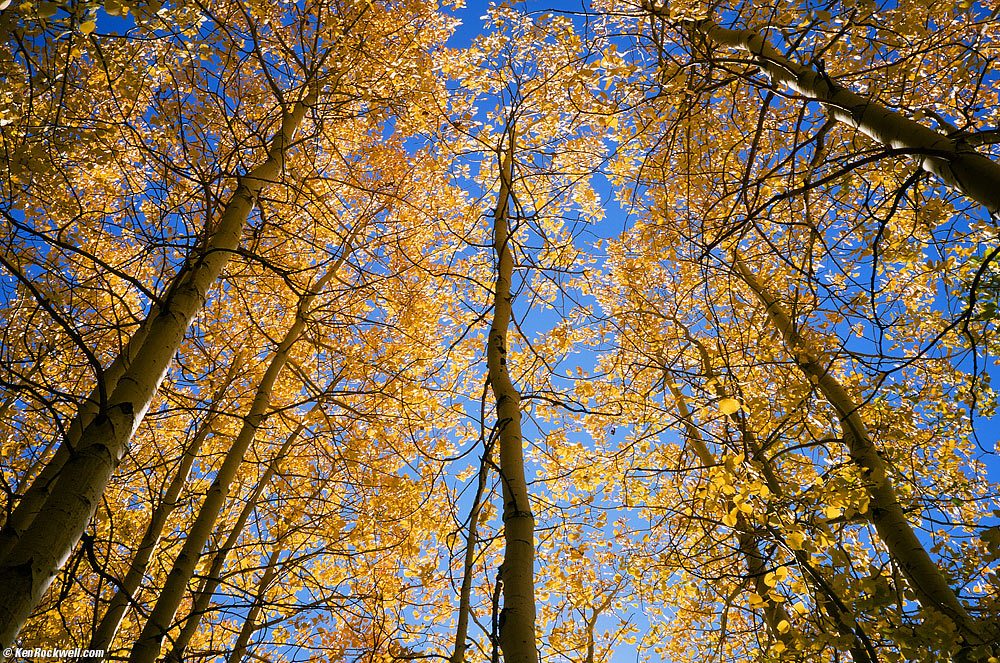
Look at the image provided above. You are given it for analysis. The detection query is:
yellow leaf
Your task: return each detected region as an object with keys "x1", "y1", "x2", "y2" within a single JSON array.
[
  {"x1": 718, "y1": 397, "x2": 740, "y2": 415},
  {"x1": 777, "y1": 619, "x2": 790, "y2": 633},
  {"x1": 787, "y1": 531, "x2": 805, "y2": 550},
  {"x1": 80, "y1": 19, "x2": 96, "y2": 33}
]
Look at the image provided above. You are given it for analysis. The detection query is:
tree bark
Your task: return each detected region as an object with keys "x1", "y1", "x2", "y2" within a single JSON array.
[
  {"x1": 84, "y1": 352, "x2": 244, "y2": 658},
  {"x1": 451, "y1": 438, "x2": 495, "y2": 663},
  {"x1": 0, "y1": 89, "x2": 317, "y2": 651},
  {"x1": 224, "y1": 544, "x2": 282, "y2": 663},
  {"x1": 667, "y1": 383, "x2": 794, "y2": 646},
  {"x1": 488, "y1": 124, "x2": 537, "y2": 663},
  {"x1": 685, "y1": 17, "x2": 1000, "y2": 216},
  {"x1": 669, "y1": 327, "x2": 878, "y2": 661}
]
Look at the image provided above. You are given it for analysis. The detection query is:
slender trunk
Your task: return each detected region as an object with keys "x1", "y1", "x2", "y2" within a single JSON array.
[
  {"x1": 220, "y1": 443, "x2": 337, "y2": 663},
  {"x1": 84, "y1": 352, "x2": 244, "y2": 658},
  {"x1": 0, "y1": 90, "x2": 316, "y2": 651},
  {"x1": 671, "y1": 327, "x2": 878, "y2": 661},
  {"x1": 451, "y1": 438, "x2": 495, "y2": 663},
  {"x1": 733, "y1": 254, "x2": 994, "y2": 647},
  {"x1": 225, "y1": 545, "x2": 282, "y2": 663},
  {"x1": 488, "y1": 124, "x2": 537, "y2": 663},
  {"x1": 673, "y1": 381, "x2": 877, "y2": 660},
  {"x1": 163, "y1": 423, "x2": 303, "y2": 663},
  {"x1": 667, "y1": 384, "x2": 793, "y2": 644},
  {"x1": 129, "y1": 259, "x2": 340, "y2": 663},
  {"x1": 582, "y1": 595, "x2": 614, "y2": 663},
  {"x1": 683, "y1": 17, "x2": 1000, "y2": 216}
]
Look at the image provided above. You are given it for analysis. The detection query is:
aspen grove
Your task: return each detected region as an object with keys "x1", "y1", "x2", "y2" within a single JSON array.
[{"x1": 1, "y1": 0, "x2": 999, "y2": 662}]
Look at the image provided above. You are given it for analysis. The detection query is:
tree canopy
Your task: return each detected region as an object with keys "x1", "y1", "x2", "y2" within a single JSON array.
[{"x1": 1, "y1": 0, "x2": 999, "y2": 662}]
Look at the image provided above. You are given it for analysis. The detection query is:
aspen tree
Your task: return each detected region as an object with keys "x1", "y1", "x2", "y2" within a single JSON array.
[
  {"x1": 733, "y1": 253, "x2": 998, "y2": 650},
  {"x1": 488, "y1": 122, "x2": 538, "y2": 663},
  {"x1": 451, "y1": 438, "x2": 495, "y2": 663},
  {"x1": 443, "y1": 11, "x2": 612, "y2": 661},
  {"x1": 664, "y1": 327, "x2": 879, "y2": 662},
  {"x1": 163, "y1": 421, "x2": 304, "y2": 662},
  {"x1": 667, "y1": 384, "x2": 796, "y2": 648},
  {"x1": 596, "y1": 2, "x2": 1000, "y2": 656},
  {"x1": 0, "y1": 316, "x2": 153, "y2": 562},
  {"x1": 681, "y1": 17, "x2": 1000, "y2": 217},
  {"x1": 128, "y1": 255, "x2": 345, "y2": 663}
]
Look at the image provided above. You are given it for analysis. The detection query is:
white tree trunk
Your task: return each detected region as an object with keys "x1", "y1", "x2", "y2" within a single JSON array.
[
  {"x1": 488, "y1": 126, "x2": 537, "y2": 663},
  {"x1": 128, "y1": 255, "x2": 345, "y2": 663},
  {"x1": 0, "y1": 316, "x2": 153, "y2": 563},
  {"x1": 689, "y1": 18, "x2": 1000, "y2": 215},
  {"x1": 734, "y1": 254, "x2": 995, "y2": 648},
  {"x1": 84, "y1": 352, "x2": 244, "y2": 658},
  {"x1": 163, "y1": 421, "x2": 304, "y2": 662}
]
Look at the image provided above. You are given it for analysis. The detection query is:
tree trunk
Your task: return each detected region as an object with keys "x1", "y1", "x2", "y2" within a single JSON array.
[
  {"x1": 668, "y1": 328, "x2": 877, "y2": 661},
  {"x1": 488, "y1": 124, "x2": 537, "y2": 663},
  {"x1": 0, "y1": 316, "x2": 152, "y2": 563},
  {"x1": 84, "y1": 352, "x2": 244, "y2": 658},
  {"x1": 733, "y1": 254, "x2": 994, "y2": 648},
  {"x1": 667, "y1": 383, "x2": 794, "y2": 646},
  {"x1": 0, "y1": 90, "x2": 317, "y2": 651},
  {"x1": 225, "y1": 544, "x2": 282, "y2": 663},
  {"x1": 451, "y1": 439, "x2": 495, "y2": 663},
  {"x1": 685, "y1": 17, "x2": 1000, "y2": 216}
]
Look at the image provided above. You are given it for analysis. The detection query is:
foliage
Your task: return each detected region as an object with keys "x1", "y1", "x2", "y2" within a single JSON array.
[{"x1": 1, "y1": 0, "x2": 999, "y2": 661}]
